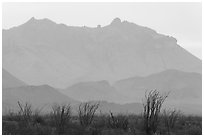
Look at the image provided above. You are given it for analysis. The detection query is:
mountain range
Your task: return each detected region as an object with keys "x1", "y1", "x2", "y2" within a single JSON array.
[
  {"x1": 3, "y1": 17, "x2": 201, "y2": 88},
  {"x1": 2, "y1": 17, "x2": 202, "y2": 115}
]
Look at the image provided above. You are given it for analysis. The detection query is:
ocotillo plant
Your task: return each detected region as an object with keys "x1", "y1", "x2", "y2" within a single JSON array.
[
  {"x1": 78, "y1": 102, "x2": 99, "y2": 127},
  {"x1": 142, "y1": 90, "x2": 168, "y2": 134}
]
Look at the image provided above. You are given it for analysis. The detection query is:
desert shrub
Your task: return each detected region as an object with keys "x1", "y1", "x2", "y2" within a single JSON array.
[
  {"x1": 163, "y1": 109, "x2": 180, "y2": 134},
  {"x1": 78, "y1": 102, "x2": 99, "y2": 127},
  {"x1": 51, "y1": 104, "x2": 72, "y2": 134},
  {"x1": 142, "y1": 90, "x2": 168, "y2": 134},
  {"x1": 31, "y1": 124, "x2": 54, "y2": 135},
  {"x1": 2, "y1": 120, "x2": 19, "y2": 135},
  {"x1": 185, "y1": 125, "x2": 202, "y2": 135},
  {"x1": 2, "y1": 101, "x2": 47, "y2": 135},
  {"x1": 180, "y1": 115, "x2": 201, "y2": 135},
  {"x1": 31, "y1": 108, "x2": 45, "y2": 126},
  {"x1": 93, "y1": 114, "x2": 108, "y2": 129},
  {"x1": 128, "y1": 115, "x2": 145, "y2": 134},
  {"x1": 17, "y1": 101, "x2": 33, "y2": 125},
  {"x1": 4, "y1": 111, "x2": 21, "y2": 122},
  {"x1": 33, "y1": 114, "x2": 44, "y2": 125},
  {"x1": 2, "y1": 101, "x2": 202, "y2": 135},
  {"x1": 108, "y1": 111, "x2": 129, "y2": 131}
]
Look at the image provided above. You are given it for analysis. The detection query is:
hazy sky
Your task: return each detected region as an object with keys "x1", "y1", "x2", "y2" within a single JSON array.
[{"x1": 2, "y1": 2, "x2": 202, "y2": 59}]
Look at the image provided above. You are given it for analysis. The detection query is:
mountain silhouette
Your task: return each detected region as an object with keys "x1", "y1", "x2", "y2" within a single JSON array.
[{"x1": 2, "y1": 17, "x2": 201, "y2": 88}]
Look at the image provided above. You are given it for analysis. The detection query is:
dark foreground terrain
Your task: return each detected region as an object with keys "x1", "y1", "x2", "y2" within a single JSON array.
[{"x1": 2, "y1": 103, "x2": 202, "y2": 135}]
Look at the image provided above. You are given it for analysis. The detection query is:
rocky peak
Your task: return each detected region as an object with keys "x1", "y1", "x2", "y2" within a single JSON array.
[{"x1": 110, "y1": 17, "x2": 122, "y2": 25}]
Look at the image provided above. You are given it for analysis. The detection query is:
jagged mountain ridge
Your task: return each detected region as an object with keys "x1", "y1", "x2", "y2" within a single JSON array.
[{"x1": 2, "y1": 17, "x2": 201, "y2": 88}]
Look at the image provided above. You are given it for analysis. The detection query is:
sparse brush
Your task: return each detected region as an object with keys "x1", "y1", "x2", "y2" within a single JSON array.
[
  {"x1": 51, "y1": 104, "x2": 71, "y2": 134},
  {"x1": 17, "y1": 101, "x2": 33, "y2": 125},
  {"x1": 2, "y1": 100, "x2": 202, "y2": 135},
  {"x1": 32, "y1": 109, "x2": 44, "y2": 125},
  {"x1": 78, "y1": 102, "x2": 99, "y2": 127},
  {"x1": 108, "y1": 111, "x2": 129, "y2": 131},
  {"x1": 163, "y1": 109, "x2": 180, "y2": 134}
]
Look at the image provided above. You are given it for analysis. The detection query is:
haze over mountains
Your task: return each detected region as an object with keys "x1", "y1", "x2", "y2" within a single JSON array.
[
  {"x1": 3, "y1": 17, "x2": 201, "y2": 88},
  {"x1": 2, "y1": 69, "x2": 78, "y2": 114},
  {"x1": 2, "y1": 17, "x2": 202, "y2": 115},
  {"x1": 2, "y1": 70, "x2": 143, "y2": 115}
]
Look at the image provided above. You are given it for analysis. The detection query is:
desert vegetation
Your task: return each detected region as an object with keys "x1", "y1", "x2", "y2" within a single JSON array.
[{"x1": 2, "y1": 90, "x2": 202, "y2": 135}]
